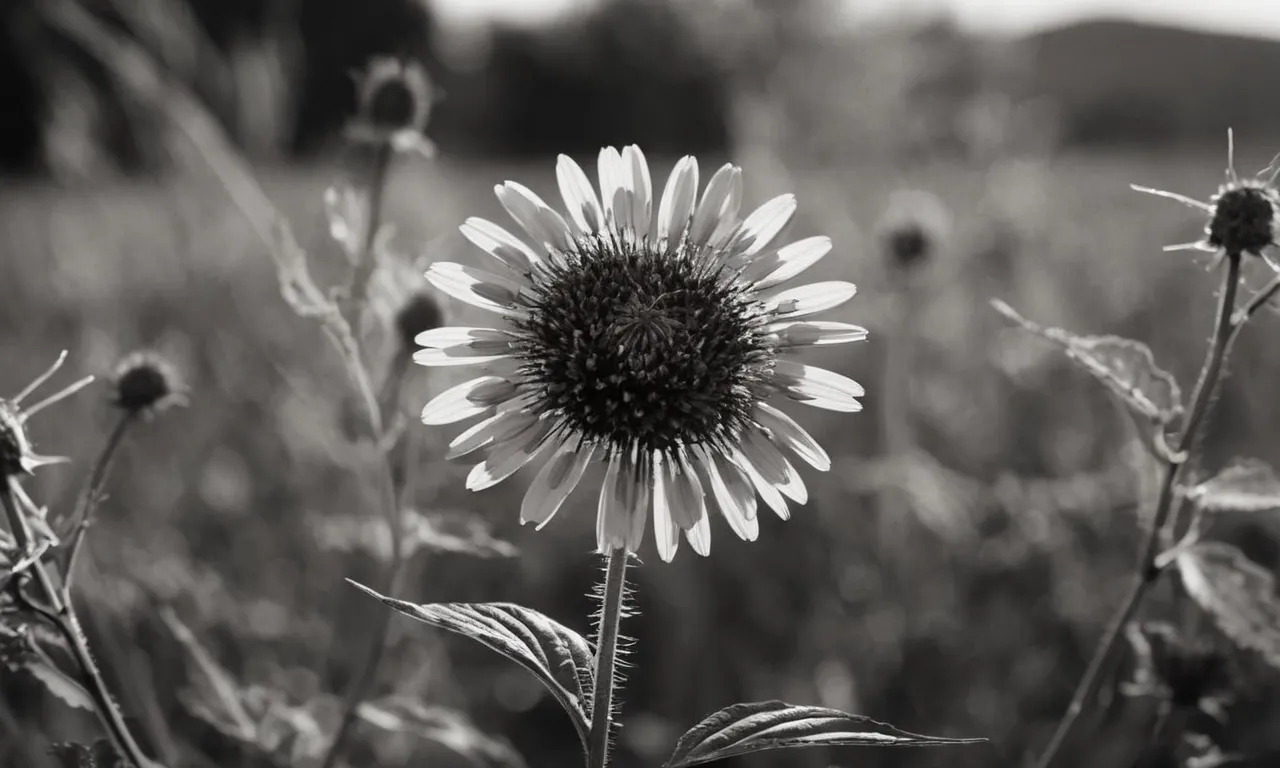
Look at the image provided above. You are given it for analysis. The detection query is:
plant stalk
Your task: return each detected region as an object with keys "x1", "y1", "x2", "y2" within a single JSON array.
[
  {"x1": 1032, "y1": 253, "x2": 1241, "y2": 768},
  {"x1": 2, "y1": 480, "x2": 155, "y2": 768},
  {"x1": 587, "y1": 548, "x2": 630, "y2": 768}
]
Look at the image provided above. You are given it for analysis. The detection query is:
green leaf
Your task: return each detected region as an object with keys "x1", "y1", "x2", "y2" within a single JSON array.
[
  {"x1": 992, "y1": 300, "x2": 1183, "y2": 424},
  {"x1": 348, "y1": 580, "x2": 594, "y2": 750},
  {"x1": 1186, "y1": 459, "x2": 1280, "y2": 514},
  {"x1": 49, "y1": 739, "x2": 127, "y2": 768},
  {"x1": 664, "y1": 700, "x2": 987, "y2": 768},
  {"x1": 0, "y1": 620, "x2": 94, "y2": 712},
  {"x1": 1177, "y1": 542, "x2": 1280, "y2": 668},
  {"x1": 358, "y1": 695, "x2": 527, "y2": 768}
]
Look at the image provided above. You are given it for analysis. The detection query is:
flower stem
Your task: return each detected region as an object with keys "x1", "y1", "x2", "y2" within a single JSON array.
[
  {"x1": 318, "y1": 139, "x2": 408, "y2": 768},
  {"x1": 1032, "y1": 253, "x2": 1242, "y2": 768},
  {"x1": 587, "y1": 548, "x2": 629, "y2": 768},
  {"x1": 2, "y1": 479, "x2": 155, "y2": 768},
  {"x1": 63, "y1": 412, "x2": 134, "y2": 599}
]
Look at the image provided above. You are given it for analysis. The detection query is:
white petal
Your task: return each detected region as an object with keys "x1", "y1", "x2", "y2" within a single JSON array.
[
  {"x1": 763, "y1": 281, "x2": 858, "y2": 320},
  {"x1": 698, "y1": 449, "x2": 759, "y2": 540},
  {"x1": 521, "y1": 439, "x2": 594, "y2": 528},
  {"x1": 415, "y1": 326, "x2": 509, "y2": 349},
  {"x1": 743, "y1": 236, "x2": 832, "y2": 289},
  {"x1": 622, "y1": 145, "x2": 652, "y2": 237},
  {"x1": 651, "y1": 458, "x2": 681, "y2": 562},
  {"x1": 732, "y1": 446, "x2": 790, "y2": 520},
  {"x1": 707, "y1": 171, "x2": 744, "y2": 249},
  {"x1": 421, "y1": 376, "x2": 513, "y2": 425},
  {"x1": 741, "y1": 429, "x2": 807, "y2": 505},
  {"x1": 425, "y1": 263, "x2": 526, "y2": 316},
  {"x1": 753, "y1": 402, "x2": 831, "y2": 471},
  {"x1": 446, "y1": 408, "x2": 537, "y2": 459},
  {"x1": 597, "y1": 449, "x2": 650, "y2": 554},
  {"x1": 656, "y1": 156, "x2": 699, "y2": 246},
  {"x1": 413, "y1": 327, "x2": 516, "y2": 367},
  {"x1": 685, "y1": 509, "x2": 711, "y2": 556},
  {"x1": 727, "y1": 194, "x2": 796, "y2": 257},
  {"x1": 772, "y1": 360, "x2": 865, "y2": 412},
  {"x1": 690, "y1": 163, "x2": 739, "y2": 246},
  {"x1": 460, "y1": 218, "x2": 539, "y2": 274},
  {"x1": 767, "y1": 320, "x2": 868, "y2": 349},
  {"x1": 656, "y1": 453, "x2": 705, "y2": 532},
  {"x1": 496, "y1": 182, "x2": 573, "y2": 253},
  {"x1": 466, "y1": 418, "x2": 553, "y2": 491},
  {"x1": 556, "y1": 155, "x2": 603, "y2": 235},
  {"x1": 598, "y1": 147, "x2": 625, "y2": 231}
]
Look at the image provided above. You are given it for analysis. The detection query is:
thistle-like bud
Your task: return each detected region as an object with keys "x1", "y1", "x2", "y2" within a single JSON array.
[
  {"x1": 876, "y1": 189, "x2": 952, "y2": 273},
  {"x1": 110, "y1": 351, "x2": 187, "y2": 417},
  {"x1": 1206, "y1": 180, "x2": 1279, "y2": 258},
  {"x1": 0, "y1": 402, "x2": 33, "y2": 478},
  {"x1": 347, "y1": 57, "x2": 435, "y2": 153},
  {"x1": 394, "y1": 292, "x2": 445, "y2": 355},
  {"x1": 1, "y1": 351, "x2": 94, "y2": 477}
]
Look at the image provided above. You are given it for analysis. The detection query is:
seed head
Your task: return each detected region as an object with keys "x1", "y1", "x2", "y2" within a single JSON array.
[
  {"x1": 0, "y1": 351, "x2": 93, "y2": 478},
  {"x1": 348, "y1": 57, "x2": 434, "y2": 151},
  {"x1": 110, "y1": 351, "x2": 187, "y2": 417},
  {"x1": 0, "y1": 402, "x2": 33, "y2": 478},
  {"x1": 1206, "y1": 181, "x2": 1279, "y2": 257},
  {"x1": 394, "y1": 292, "x2": 445, "y2": 353},
  {"x1": 876, "y1": 189, "x2": 951, "y2": 272}
]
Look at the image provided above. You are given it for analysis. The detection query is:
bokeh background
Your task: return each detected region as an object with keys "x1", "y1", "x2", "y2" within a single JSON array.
[{"x1": 4, "y1": 0, "x2": 1280, "y2": 767}]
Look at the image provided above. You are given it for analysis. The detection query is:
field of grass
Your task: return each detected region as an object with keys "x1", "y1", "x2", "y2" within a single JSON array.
[{"x1": 4, "y1": 142, "x2": 1280, "y2": 768}]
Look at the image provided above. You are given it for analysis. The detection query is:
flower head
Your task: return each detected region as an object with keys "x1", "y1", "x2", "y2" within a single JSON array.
[
  {"x1": 876, "y1": 189, "x2": 951, "y2": 273},
  {"x1": 110, "y1": 351, "x2": 187, "y2": 417},
  {"x1": 1133, "y1": 130, "x2": 1280, "y2": 261},
  {"x1": 1, "y1": 351, "x2": 94, "y2": 478},
  {"x1": 415, "y1": 146, "x2": 867, "y2": 561},
  {"x1": 346, "y1": 57, "x2": 436, "y2": 154}
]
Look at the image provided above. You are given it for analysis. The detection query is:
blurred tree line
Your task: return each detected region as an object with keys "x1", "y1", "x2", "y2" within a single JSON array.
[{"x1": 0, "y1": 0, "x2": 730, "y2": 179}]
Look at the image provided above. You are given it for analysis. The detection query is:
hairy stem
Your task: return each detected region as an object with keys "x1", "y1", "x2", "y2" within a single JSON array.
[
  {"x1": 2, "y1": 480, "x2": 155, "y2": 768},
  {"x1": 587, "y1": 549, "x2": 630, "y2": 768},
  {"x1": 318, "y1": 144, "x2": 408, "y2": 768},
  {"x1": 1032, "y1": 253, "x2": 1241, "y2": 768},
  {"x1": 64, "y1": 412, "x2": 135, "y2": 598}
]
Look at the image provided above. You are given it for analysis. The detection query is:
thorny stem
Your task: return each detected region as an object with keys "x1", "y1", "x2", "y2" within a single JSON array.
[
  {"x1": 64, "y1": 412, "x2": 135, "y2": 599},
  {"x1": 319, "y1": 142, "x2": 409, "y2": 768},
  {"x1": 1032, "y1": 253, "x2": 1242, "y2": 768},
  {"x1": 2, "y1": 480, "x2": 155, "y2": 768},
  {"x1": 587, "y1": 548, "x2": 629, "y2": 768}
]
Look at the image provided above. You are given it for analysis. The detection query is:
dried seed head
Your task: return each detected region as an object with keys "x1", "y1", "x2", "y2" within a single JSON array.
[
  {"x1": 110, "y1": 351, "x2": 187, "y2": 417},
  {"x1": 349, "y1": 57, "x2": 433, "y2": 148},
  {"x1": 1206, "y1": 180, "x2": 1279, "y2": 257},
  {"x1": 876, "y1": 189, "x2": 951, "y2": 272},
  {"x1": 394, "y1": 292, "x2": 445, "y2": 353}
]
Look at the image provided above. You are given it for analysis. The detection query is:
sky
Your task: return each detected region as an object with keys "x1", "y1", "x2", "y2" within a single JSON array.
[{"x1": 427, "y1": 0, "x2": 1280, "y2": 41}]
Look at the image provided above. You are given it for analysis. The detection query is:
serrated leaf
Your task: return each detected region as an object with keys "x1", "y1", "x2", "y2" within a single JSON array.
[
  {"x1": 0, "y1": 620, "x2": 95, "y2": 711},
  {"x1": 49, "y1": 739, "x2": 127, "y2": 768},
  {"x1": 664, "y1": 700, "x2": 987, "y2": 768},
  {"x1": 1187, "y1": 459, "x2": 1280, "y2": 514},
  {"x1": 348, "y1": 580, "x2": 593, "y2": 750},
  {"x1": 358, "y1": 695, "x2": 526, "y2": 768},
  {"x1": 1177, "y1": 543, "x2": 1280, "y2": 668},
  {"x1": 993, "y1": 300, "x2": 1182, "y2": 424}
]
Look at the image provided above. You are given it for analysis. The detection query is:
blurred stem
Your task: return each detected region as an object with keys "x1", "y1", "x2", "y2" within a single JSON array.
[
  {"x1": 587, "y1": 549, "x2": 629, "y2": 768},
  {"x1": 1033, "y1": 253, "x2": 1241, "y2": 768},
  {"x1": 876, "y1": 290, "x2": 916, "y2": 566},
  {"x1": 345, "y1": 142, "x2": 394, "y2": 328},
  {"x1": 1133, "y1": 701, "x2": 1175, "y2": 768},
  {"x1": 319, "y1": 144, "x2": 408, "y2": 768},
  {"x1": 2, "y1": 480, "x2": 156, "y2": 768},
  {"x1": 63, "y1": 412, "x2": 135, "y2": 599}
]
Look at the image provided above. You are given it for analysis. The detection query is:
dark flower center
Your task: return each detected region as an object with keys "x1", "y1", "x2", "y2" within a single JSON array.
[
  {"x1": 395, "y1": 293, "x2": 445, "y2": 351},
  {"x1": 1208, "y1": 184, "x2": 1276, "y2": 255},
  {"x1": 114, "y1": 362, "x2": 173, "y2": 412},
  {"x1": 367, "y1": 78, "x2": 420, "y2": 130},
  {"x1": 886, "y1": 224, "x2": 930, "y2": 268},
  {"x1": 514, "y1": 236, "x2": 773, "y2": 456}
]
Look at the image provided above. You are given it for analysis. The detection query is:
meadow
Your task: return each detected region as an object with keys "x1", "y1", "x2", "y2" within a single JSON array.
[{"x1": 4, "y1": 128, "x2": 1280, "y2": 768}]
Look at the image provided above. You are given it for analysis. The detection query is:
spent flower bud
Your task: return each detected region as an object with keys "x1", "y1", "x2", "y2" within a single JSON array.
[
  {"x1": 876, "y1": 189, "x2": 951, "y2": 273},
  {"x1": 1, "y1": 351, "x2": 94, "y2": 478},
  {"x1": 346, "y1": 57, "x2": 436, "y2": 154},
  {"x1": 110, "y1": 351, "x2": 187, "y2": 417}
]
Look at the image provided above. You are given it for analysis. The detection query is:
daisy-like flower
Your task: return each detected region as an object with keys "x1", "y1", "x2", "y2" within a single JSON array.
[
  {"x1": 414, "y1": 146, "x2": 867, "y2": 561},
  {"x1": 1133, "y1": 130, "x2": 1280, "y2": 263}
]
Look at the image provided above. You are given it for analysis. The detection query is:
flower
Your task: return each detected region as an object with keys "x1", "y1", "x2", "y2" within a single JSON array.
[
  {"x1": 110, "y1": 351, "x2": 187, "y2": 417},
  {"x1": 876, "y1": 189, "x2": 951, "y2": 273},
  {"x1": 1, "y1": 351, "x2": 93, "y2": 478},
  {"x1": 414, "y1": 146, "x2": 867, "y2": 561},
  {"x1": 346, "y1": 57, "x2": 436, "y2": 155},
  {"x1": 1133, "y1": 130, "x2": 1280, "y2": 261}
]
